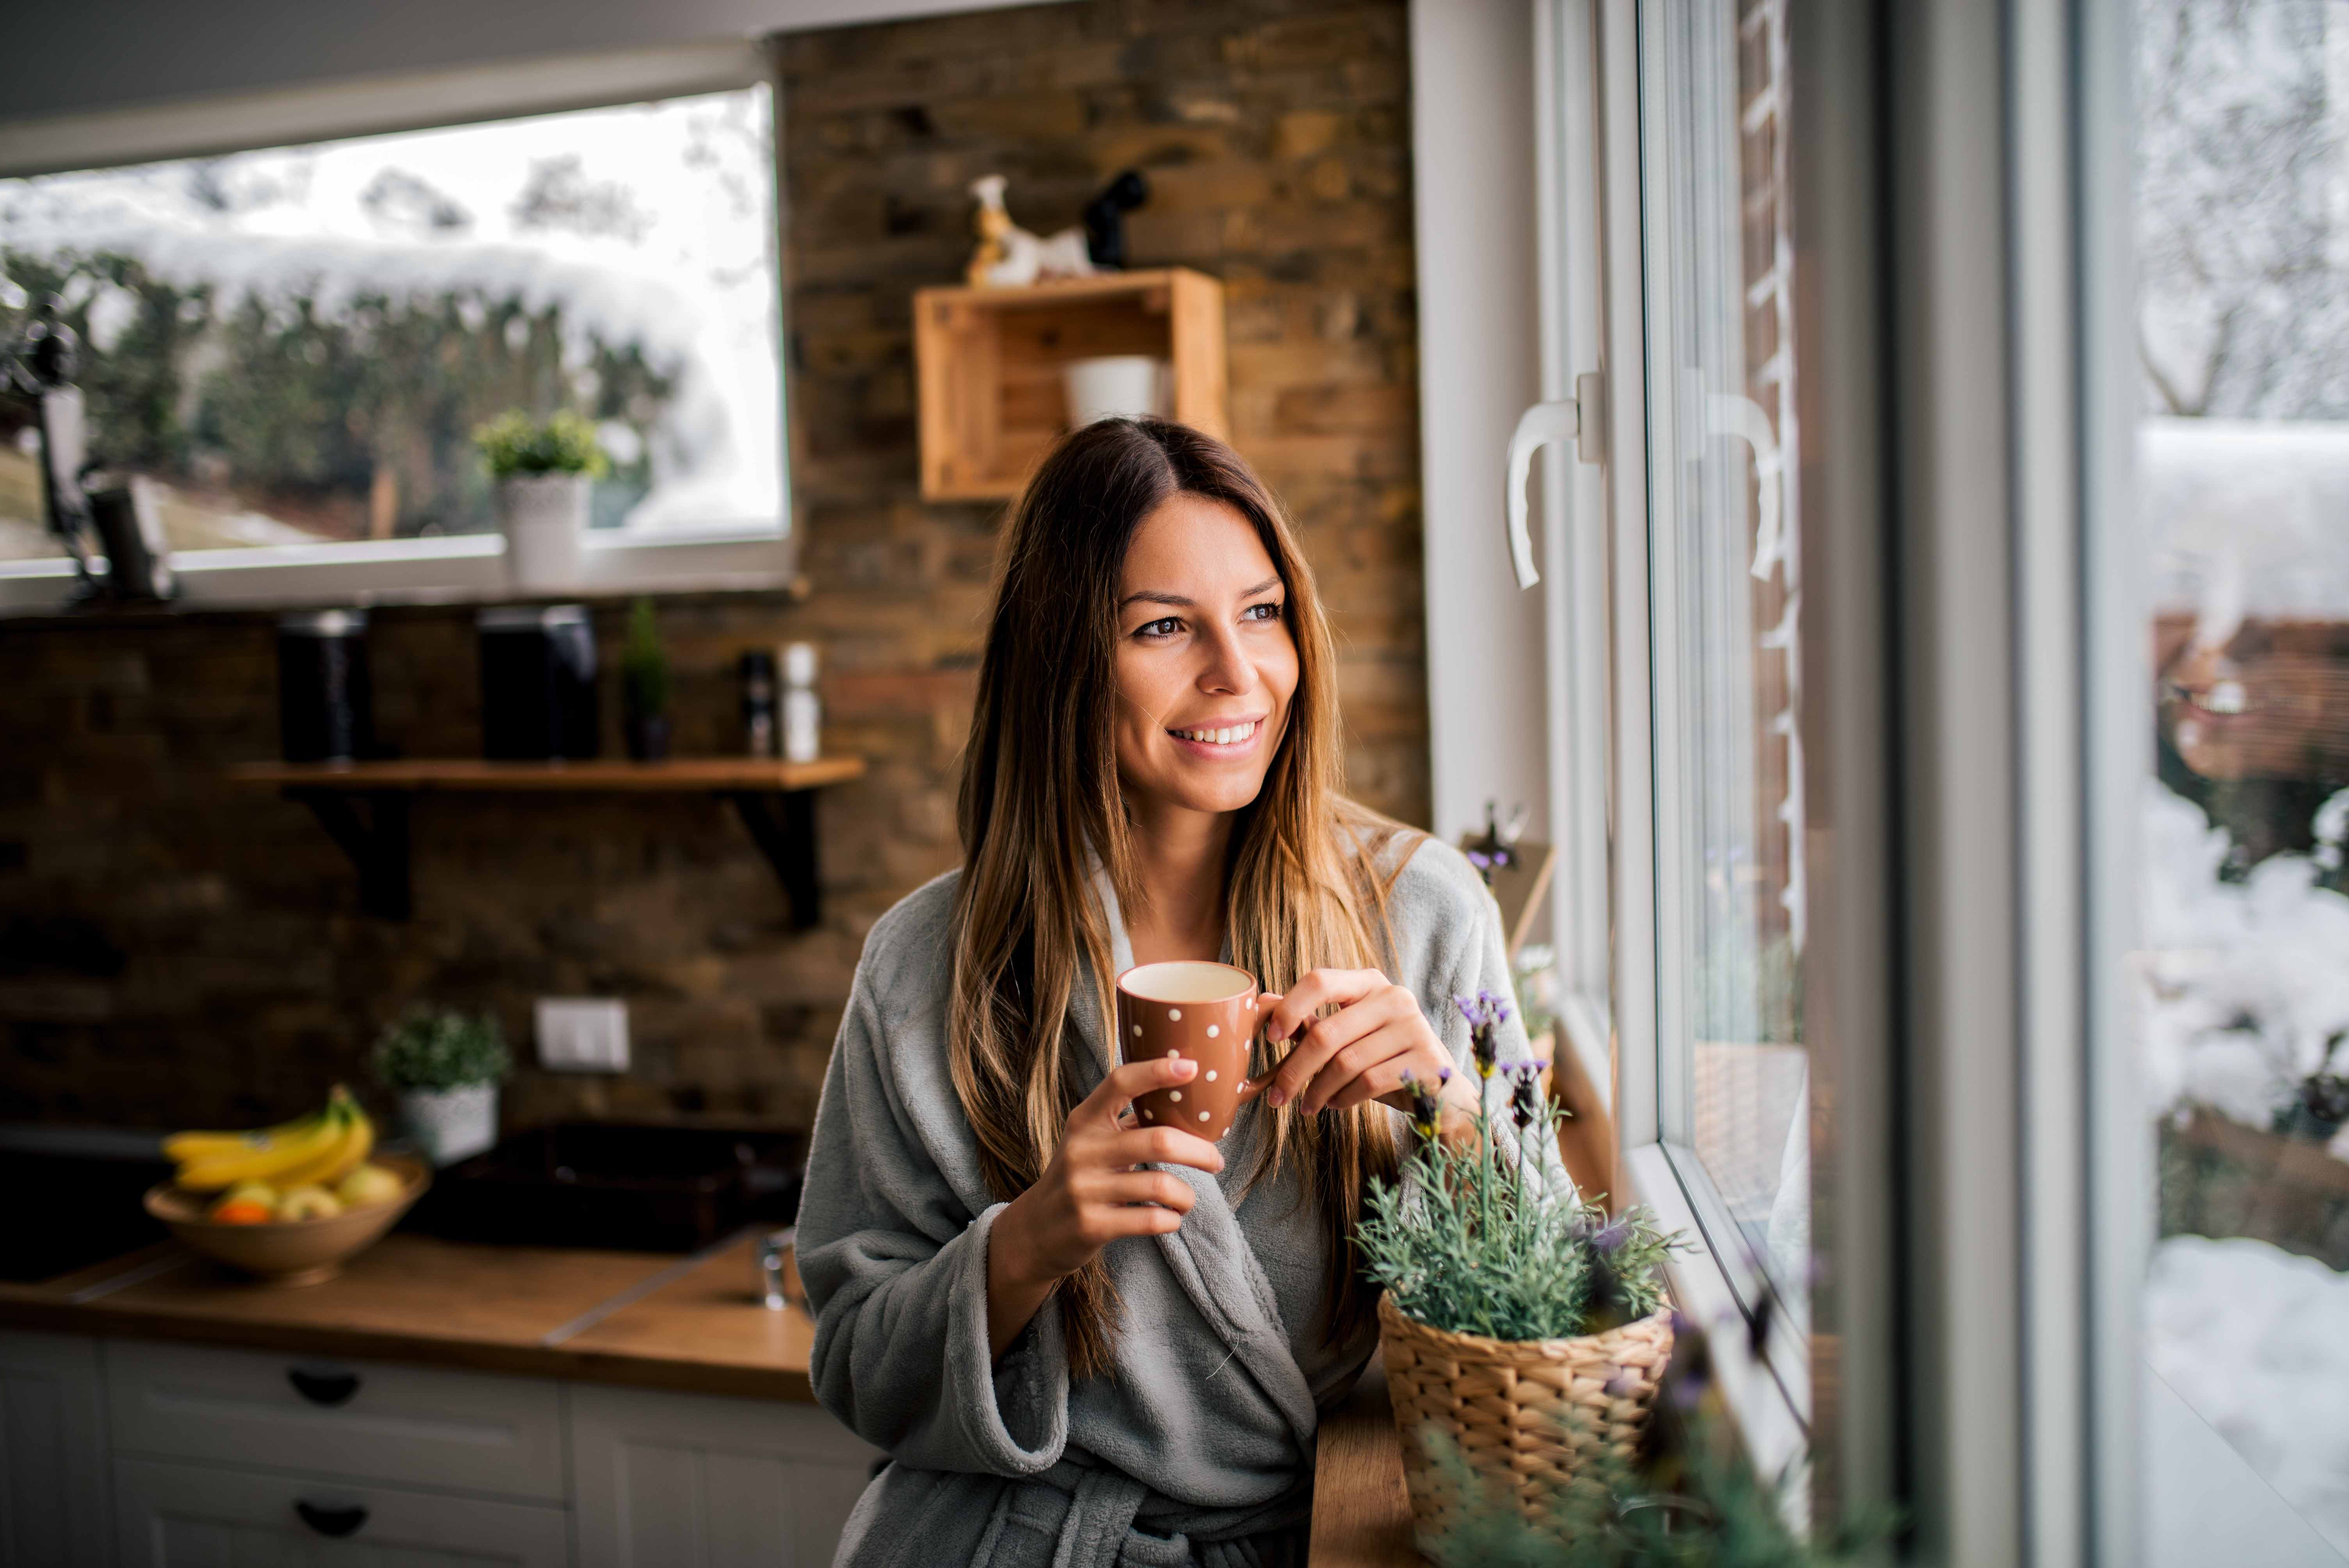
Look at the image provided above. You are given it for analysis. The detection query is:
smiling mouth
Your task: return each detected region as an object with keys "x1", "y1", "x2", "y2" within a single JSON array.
[{"x1": 1170, "y1": 720, "x2": 1260, "y2": 747}]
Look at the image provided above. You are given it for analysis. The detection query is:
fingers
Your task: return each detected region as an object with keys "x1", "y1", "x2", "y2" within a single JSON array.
[
  {"x1": 1077, "y1": 1169, "x2": 1200, "y2": 1215},
  {"x1": 1260, "y1": 968, "x2": 1387, "y2": 1046},
  {"x1": 1109, "y1": 1124, "x2": 1225, "y2": 1174},
  {"x1": 1262, "y1": 986, "x2": 1420, "y2": 1109},
  {"x1": 1080, "y1": 1055, "x2": 1199, "y2": 1125}
]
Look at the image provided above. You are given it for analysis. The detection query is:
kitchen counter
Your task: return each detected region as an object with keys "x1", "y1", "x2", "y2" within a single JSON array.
[
  {"x1": 0, "y1": 1229, "x2": 816, "y2": 1401},
  {"x1": 9, "y1": 1229, "x2": 1422, "y2": 1556}
]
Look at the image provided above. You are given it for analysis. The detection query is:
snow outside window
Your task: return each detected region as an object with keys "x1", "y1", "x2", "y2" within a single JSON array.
[
  {"x1": 2130, "y1": 0, "x2": 2349, "y2": 1553},
  {"x1": 0, "y1": 86, "x2": 781, "y2": 579}
]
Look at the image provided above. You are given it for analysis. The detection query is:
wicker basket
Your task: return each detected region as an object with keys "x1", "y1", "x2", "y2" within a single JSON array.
[{"x1": 1378, "y1": 1293, "x2": 1675, "y2": 1556}]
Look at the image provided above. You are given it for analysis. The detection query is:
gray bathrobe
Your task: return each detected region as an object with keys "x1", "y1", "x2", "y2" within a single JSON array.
[{"x1": 797, "y1": 838, "x2": 1548, "y2": 1568}]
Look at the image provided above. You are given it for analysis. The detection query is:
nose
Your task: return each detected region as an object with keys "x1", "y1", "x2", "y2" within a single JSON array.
[{"x1": 1194, "y1": 619, "x2": 1257, "y2": 697}]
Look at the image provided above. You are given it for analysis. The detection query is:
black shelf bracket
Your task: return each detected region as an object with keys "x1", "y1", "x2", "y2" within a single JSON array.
[
  {"x1": 723, "y1": 789, "x2": 822, "y2": 930},
  {"x1": 285, "y1": 788, "x2": 412, "y2": 921},
  {"x1": 269, "y1": 780, "x2": 830, "y2": 928}
]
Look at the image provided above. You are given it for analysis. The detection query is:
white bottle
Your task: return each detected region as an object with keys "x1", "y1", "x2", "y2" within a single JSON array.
[{"x1": 782, "y1": 641, "x2": 821, "y2": 763}]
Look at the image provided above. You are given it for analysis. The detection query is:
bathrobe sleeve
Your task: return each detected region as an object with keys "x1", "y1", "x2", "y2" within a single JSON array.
[{"x1": 794, "y1": 876, "x2": 1071, "y2": 1479}]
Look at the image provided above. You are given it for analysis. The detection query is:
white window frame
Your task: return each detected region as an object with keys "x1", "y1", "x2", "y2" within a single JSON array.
[
  {"x1": 1536, "y1": 0, "x2": 1812, "y2": 1493},
  {"x1": 0, "y1": 39, "x2": 795, "y2": 617}
]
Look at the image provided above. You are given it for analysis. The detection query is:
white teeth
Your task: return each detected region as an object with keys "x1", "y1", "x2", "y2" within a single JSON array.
[{"x1": 1176, "y1": 721, "x2": 1254, "y2": 745}]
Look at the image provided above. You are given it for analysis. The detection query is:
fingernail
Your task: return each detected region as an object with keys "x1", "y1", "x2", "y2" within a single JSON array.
[{"x1": 1267, "y1": 1087, "x2": 1287, "y2": 1107}]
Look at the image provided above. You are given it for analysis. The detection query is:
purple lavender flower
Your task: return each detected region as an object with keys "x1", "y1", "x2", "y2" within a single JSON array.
[
  {"x1": 1453, "y1": 989, "x2": 1513, "y2": 1078},
  {"x1": 1398, "y1": 1067, "x2": 1443, "y2": 1144},
  {"x1": 1508, "y1": 1062, "x2": 1545, "y2": 1133}
]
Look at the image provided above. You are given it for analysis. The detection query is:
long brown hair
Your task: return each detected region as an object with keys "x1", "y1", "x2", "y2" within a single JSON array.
[{"x1": 951, "y1": 417, "x2": 1415, "y2": 1379}]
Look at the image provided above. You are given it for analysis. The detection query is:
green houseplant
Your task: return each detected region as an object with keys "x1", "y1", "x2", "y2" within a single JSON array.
[
  {"x1": 473, "y1": 408, "x2": 608, "y2": 594},
  {"x1": 374, "y1": 1007, "x2": 512, "y2": 1167},
  {"x1": 620, "y1": 597, "x2": 672, "y2": 761},
  {"x1": 1356, "y1": 991, "x2": 1680, "y2": 1561}
]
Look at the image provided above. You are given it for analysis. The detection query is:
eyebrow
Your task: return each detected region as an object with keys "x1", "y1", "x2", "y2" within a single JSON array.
[{"x1": 1117, "y1": 575, "x2": 1285, "y2": 612}]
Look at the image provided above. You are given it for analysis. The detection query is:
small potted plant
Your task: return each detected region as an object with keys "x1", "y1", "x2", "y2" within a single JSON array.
[
  {"x1": 620, "y1": 597, "x2": 672, "y2": 761},
  {"x1": 474, "y1": 408, "x2": 608, "y2": 593},
  {"x1": 1356, "y1": 991, "x2": 1679, "y2": 1562},
  {"x1": 373, "y1": 1006, "x2": 512, "y2": 1167}
]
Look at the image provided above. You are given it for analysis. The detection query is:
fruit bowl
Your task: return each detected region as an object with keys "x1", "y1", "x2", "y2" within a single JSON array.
[{"x1": 144, "y1": 1155, "x2": 429, "y2": 1286}]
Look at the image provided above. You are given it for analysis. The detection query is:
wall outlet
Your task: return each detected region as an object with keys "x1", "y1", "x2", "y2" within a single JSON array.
[{"x1": 535, "y1": 998, "x2": 629, "y2": 1073}]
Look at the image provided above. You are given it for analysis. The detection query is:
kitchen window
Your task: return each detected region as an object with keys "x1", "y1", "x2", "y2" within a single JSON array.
[
  {"x1": 1533, "y1": 0, "x2": 1812, "y2": 1482},
  {"x1": 0, "y1": 45, "x2": 787, "y2": 612}
]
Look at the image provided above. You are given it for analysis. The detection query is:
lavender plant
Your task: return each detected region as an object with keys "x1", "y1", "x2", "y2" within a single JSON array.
[{"x1": 1357, "y1": 993, "x2": 1677, "y2": 1343}]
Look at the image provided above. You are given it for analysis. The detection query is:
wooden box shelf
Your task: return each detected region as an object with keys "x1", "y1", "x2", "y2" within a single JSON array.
[{"x1": 914, "y1": 267, "x2": 1228, "y2": 501}]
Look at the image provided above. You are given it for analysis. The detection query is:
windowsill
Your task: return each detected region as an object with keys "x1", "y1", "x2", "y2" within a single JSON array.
[
  {"x1": 0, "y1": 527, "x2": 797, "y2": 617},
  {"x1": 1624, "y1": 1142, "x2": 1811, "y2": 1516}
]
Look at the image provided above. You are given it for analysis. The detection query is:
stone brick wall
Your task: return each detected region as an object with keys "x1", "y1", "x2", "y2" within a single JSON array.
[{"x1": 0, "y1": 0, "x2": 1425, "y2": 1133}]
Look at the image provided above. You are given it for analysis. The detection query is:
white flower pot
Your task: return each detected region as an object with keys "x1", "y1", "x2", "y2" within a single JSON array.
[
  {"x1": 399, "y1": 1084, "x2": 499, "y2": 1166},
  {"x1": 495, "y1": 474, "x2": 590, "y2": 593},
  {"x1": 1062, "y1": 355, "x2": 1166, "y2": 426}
]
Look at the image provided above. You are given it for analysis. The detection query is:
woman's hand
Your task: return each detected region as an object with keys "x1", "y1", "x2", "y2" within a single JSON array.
[
  {"x1": 985, "y1": 1054, "x2": 1224, "y2": 1359},
  {"x1": 1256, "y1": 969, "x2": 1480, "y2": 1121}
]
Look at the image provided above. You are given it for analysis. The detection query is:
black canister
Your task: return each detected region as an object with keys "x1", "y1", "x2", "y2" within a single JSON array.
[
  {"x1": 741, "y1": 649, "x2": 777, "y2": 758},
  {"x1": 276, "y1": 609, "x2": 374, "y2": 763},
  {"x1": 479, "y1": 605, "x2": 600, "y2": 761}
]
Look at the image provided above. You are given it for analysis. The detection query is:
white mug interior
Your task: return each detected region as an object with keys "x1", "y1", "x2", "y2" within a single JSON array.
[{"x1": 1117, "y1": 960, "x2": 1254, "y2": 1004}]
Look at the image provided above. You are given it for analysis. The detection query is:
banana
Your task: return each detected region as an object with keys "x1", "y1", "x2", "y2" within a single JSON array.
[
  {"x1": 174, "y1": 1087, "x2": 365, "y2": 1191},
  {"x1": 163, "y1": 1107, "x2": 326, "y2": 1166},
  {"x1": 269, "y1": 1098, "x2": 374, "y2": 1189}
]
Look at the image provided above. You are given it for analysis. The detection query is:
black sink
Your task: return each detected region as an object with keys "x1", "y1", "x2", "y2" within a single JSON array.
[
  {"x1": 0, "y1": 1129, "x2": 172, "y2": 1283},
  {"x1": 399, "y1": 1123, "x2": 804, "y2": 1253}
]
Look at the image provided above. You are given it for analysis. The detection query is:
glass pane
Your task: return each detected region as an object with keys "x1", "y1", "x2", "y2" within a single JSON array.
[
  {"x1": 0, "y1": 87, "x2": 779, "y2": 560},
  {"x1": 1641, "y1": 0, "x2": 1809, "y2": 1315},
  {"x1": 2134, "y1": 0, "x2": 2349, "y2": 1551}
]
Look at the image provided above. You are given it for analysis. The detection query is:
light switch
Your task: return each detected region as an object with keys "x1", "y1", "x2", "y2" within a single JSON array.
[{"x1": 535, "y1": 998, "x2": 629, "y2": 1072}]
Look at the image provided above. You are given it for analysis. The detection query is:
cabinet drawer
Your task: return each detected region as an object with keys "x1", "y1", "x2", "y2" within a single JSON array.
[
  {"x1": 112, "y1": 1454, "x2": 569, "y2": 1568},
  {"x1": 105, "y1": 1340, "x2": 565, "y2": 1502},
  {"x1": 571, "y1": 1384, "x2": 880, "y2": 1568}
]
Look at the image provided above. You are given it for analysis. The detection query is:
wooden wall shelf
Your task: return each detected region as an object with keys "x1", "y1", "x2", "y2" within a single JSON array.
[
  {"x1": 914, "y1": 267, "x2": 1228, "y2": 501},
  {"x1": 228, "y1": 757, "x2": 867, "y2": 928}
]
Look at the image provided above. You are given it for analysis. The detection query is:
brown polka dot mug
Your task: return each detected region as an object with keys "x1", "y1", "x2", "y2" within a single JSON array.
[{"x1": 1115, "y1": 960, "x2": 1263, "y2": 1142}]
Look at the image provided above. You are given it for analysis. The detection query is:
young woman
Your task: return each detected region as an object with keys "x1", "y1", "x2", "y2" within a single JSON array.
[{"x1": 798, "y1": 419, "x2": 1541, "y2": 1568}]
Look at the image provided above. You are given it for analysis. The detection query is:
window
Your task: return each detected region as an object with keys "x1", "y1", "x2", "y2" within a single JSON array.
[
  {"x1": 1635, "y1": 0, "x2": 1809, "y2": 1331},
  {"x1": 2128, "y1": 0, "x2": 2349, "y2": 1553},
  {"x1": 1535, "y1": 0, "x2": 1811, "y2": 1479},
  {"x1": 0, "y1": 66, "x2": 785, "y2": 609}
]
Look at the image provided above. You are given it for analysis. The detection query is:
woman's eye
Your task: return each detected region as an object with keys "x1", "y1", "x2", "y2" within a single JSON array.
[
  {"x1": 1137, "y1": 617, "x2": 1183, "y2": 639},
  {"x1": 1244, "y1": 602, "x2": 1283, "y2": 622}
]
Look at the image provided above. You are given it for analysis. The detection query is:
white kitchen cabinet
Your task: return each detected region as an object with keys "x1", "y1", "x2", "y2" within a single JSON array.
[
  {"x1": 569, "y1": 1384, "x2": 880, "y2": 1568},
  {"x1": 111, "y1": 1454, "x2": 570, "y2": 1568},
  {"x1": 105, "y1": 1339, "x2": 566, "y2": 1503},
  {"x1": 0, "y1": 1329, "x2": 111, "y2": 1568}
]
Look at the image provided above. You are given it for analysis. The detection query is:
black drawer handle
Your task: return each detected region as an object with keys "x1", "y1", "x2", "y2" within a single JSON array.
[
  {"x1": 294, "y1": 1500, "x2": 369, "y2": 1538},
  {"x1": 287, "y1": 1367, "x2": 361, "y2": 1406}
]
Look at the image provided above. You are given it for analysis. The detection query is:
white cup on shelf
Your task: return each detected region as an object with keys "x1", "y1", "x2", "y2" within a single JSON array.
[{"x1": 1062, "y1": 356, "x2": 1166, "y2": 427}]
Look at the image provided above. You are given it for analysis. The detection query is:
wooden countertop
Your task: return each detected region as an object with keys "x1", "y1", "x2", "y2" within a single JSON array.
[
  {"x1": 0, "y1": 1231, "x2": 816, "y2": 1401},
  {"x1": 1310, "y1": 1352, "x2": 1419, "y2": 1566}
]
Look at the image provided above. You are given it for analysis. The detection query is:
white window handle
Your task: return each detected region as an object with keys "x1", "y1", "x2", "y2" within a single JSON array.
[{"x1": 1503, "y1": 372, "x2": 1604, "y2": 590}]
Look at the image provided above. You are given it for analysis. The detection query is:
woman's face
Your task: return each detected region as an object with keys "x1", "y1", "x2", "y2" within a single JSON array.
[{"x1": 1112, "y1": 491, "x2": 1299, "y2": 823}]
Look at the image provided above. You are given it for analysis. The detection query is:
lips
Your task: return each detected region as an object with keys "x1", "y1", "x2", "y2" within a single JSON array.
[{"x1": 1169, "y1": 719, "x2": 1260, "y2": 747}]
